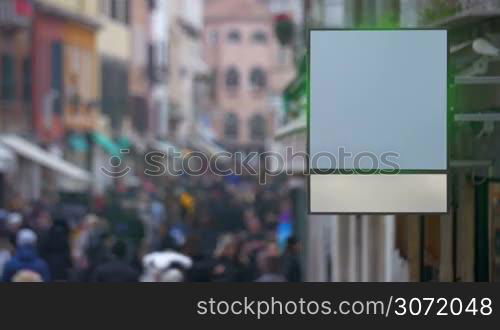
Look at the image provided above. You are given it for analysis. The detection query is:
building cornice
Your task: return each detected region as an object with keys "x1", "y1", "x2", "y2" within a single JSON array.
[{"x1": 34, "y1": 0, "x2": 100, "y2": 30}]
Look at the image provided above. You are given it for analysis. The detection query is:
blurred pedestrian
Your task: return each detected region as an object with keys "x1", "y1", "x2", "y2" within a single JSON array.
[
  {"x1": 148, "y1": 193, "x2": 167, "y2": 251},
  {"x1": 182, "y1": 234, "x2": 212, "y2": 282},
  {"x1": 255, "y1": 256, "x2": 286, "y2": 282},
  {"x1": 212, "y1": 234, "x2": 246, "y2": 282},
  {"x1": 71, "y1": 214, "x2": 99, "y2": 272},
  {"x1": 276, "y1": 198, "x2": 294, "y2": 251},
  {"x1": 11, "y1": 270, "x2": 43, "y2": 282},
  {"x1": 39, "y1": 219, "x2": 72, "y2": 281},
  {"x1": 140, "y1": 237, "x2": 192, "y2": 282},
  {"x1": 2, "y1": 229, "x2": 50, "y2": 282},
  {"x1": 195, "y1": 212, "x2": 217, "y2": 255},
  {"x1": 91, "y1": 240, "x2": 139, "y2": 283},
  {"x1": 5, "y1": 212, "x2": 23, "y2": 246},
  {"x1": 282, "y1": 236, "x2": 301, "y2": 282},
  {"x1": 0, "y1": 236, "x2": 13, "y2": 279}
]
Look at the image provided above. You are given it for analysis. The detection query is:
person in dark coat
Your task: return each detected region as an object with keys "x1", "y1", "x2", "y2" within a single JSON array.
[
  {"x1": 39, "y1": 219, "x2": 72, "y2": 281},
  {"x1": 182, "y1": 234, "x2": 213, "y2": 282},
  {"x1": 91, "y1": 240, "x2": 139, "y2": 283},
  {"x1": 2, "y1": 229, "x2": 50, "y2": 282},
  {"x1": 282, "y1": 236, "x2": 302, "y2": 282},
  {"x1": 211, "y1": 234, "x2": 247, "y2": 282},
  {"x1": 255, "y1": 256, "x2": 286, "y2": 282}
]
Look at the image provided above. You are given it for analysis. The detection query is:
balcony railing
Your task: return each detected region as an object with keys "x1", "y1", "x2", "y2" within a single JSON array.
[
  {"x1": 0, "y1": 100, "x2": 32, "y2": 134},
  {"x1": 421, "y1": 0, "x2": 500, "y2": 26},
  {"x1": 460, "y1": 0, "x2": 500, "y2": 11},
  {"x1": 0, "y1": 0, "x2": 31, "y2": 28}
]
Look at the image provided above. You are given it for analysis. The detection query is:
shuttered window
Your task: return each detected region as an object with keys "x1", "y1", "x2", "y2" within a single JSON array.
[
  {"x1": 22, "y1": 57, "x2": 31, "y2": 101},
  {"x1": 1, "y1": 54, "x2": 15, "y2": 100}
]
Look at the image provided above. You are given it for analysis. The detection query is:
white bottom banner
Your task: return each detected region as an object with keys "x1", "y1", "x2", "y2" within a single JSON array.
[{"x1": 310, "y1": 174, "x2": 447, "y2": 214}]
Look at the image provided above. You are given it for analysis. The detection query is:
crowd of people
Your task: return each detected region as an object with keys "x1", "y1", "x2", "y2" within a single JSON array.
[{"x1": 0, "y1": 173, "x2": 302, "y2": 282}]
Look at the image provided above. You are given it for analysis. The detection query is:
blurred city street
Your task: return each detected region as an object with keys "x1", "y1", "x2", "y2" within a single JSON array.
[{"x1": 1, "y1": 0, "x2": 500, "y2": 282}]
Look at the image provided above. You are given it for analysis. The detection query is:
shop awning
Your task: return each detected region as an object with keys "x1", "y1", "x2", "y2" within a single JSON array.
[
  {"x1": 92, "y1": 132, "x2": 122, "y2": 157},
  {"x1": 0, "y1": 143, "x2": 15, "y2": 173},
  {"x1": 151, "y1": 139, "x2": 183, "y2": 157},
  {"x1": 273, "y1": 117, "x2": 307, "y2": 175},
  {"x1": 0, "y1": 135, "x2": 91, "y2": 183},
  {"x1": 275, "y1": 116, "x2": 306, "y2": 140},
  {"x1": 189, "y1": 137, "x2": 229, "y2": 158},
  {"x1": 427, "y1": 8, "x2": 500, "y2": 29}
]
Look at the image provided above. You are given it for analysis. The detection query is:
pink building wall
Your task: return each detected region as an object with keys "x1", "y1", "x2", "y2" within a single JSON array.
[
  {"x1": 32, "y1": 10, "x2": 65, "y2": 143},
  {"x1": 204, "y1": 0, "x2": 293, "y2": 151}
]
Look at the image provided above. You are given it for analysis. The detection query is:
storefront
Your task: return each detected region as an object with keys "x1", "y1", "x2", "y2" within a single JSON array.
[
  {"x1": 0, "y1": 135, "x2": 91, "y2": 202},
  {"x1": 0, "y1": 144, "x2": 15, "y2": 208},
  {"x1": 32, "y1": 4, "x2": 66, "y2": 143},
  {"x1": 394, "y1": 8, "x2": 500, "y2": 282}
]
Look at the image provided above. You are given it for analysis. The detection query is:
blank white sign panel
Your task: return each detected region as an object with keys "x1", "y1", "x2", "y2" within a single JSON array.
[
  {"x1": 310, "y1": 174, "x2": 447, "y2": 213},
  {"x1": 309, "y1": 30, "x2": 447, "y2": 170}
]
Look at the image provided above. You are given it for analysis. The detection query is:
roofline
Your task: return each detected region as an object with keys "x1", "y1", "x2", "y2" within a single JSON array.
[
  {"x1": 34, "y1": 0, "x2": 101, "y2": 30},
  {"x1": 205, "y1": 16, "x2": 272, "y2": 24}
]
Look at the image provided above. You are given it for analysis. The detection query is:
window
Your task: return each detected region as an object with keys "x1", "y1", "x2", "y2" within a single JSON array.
[
  {"x1": 277, "y1": 46, "x2": 288, "y2": 65},
  {"x1": 148, "y1": 0, "x2": 157, "y2": 11},
  {"x1": 210, "y1": 71, "x2": 217, "y2": 100},
  {"x1": 110, "y1": 0, "x2": 118, "y2": 19},
  {"x1": 22, "y1": 58, "x2": 31, "y2": 101},
  {"x1": 249, "y1": 67, "x2": 267, "y2": 90},
  {"x1": 124, "y1": 0, "x2": 130, "y2": 24},
  {"x1": 102, "y1": 59, "x2": 129, "y2": 129},
  {"x1": 208, "y1": 30, "x2": 219, "y2": 45},
  {"x1": 249, "y1": 114, "x2": 267, "y2": 140},
  {"x1": 101, "y1": 0, "x2": 108, "y2": 14},
  {"x1": 224, "y1": 112, "x2": 239, "y2": 139},
  {"x1": 252, "y1": 31, "x2": 267, "y2": 44},
  {"x1": 159, "y1": 41, "x2": 167, "y2": 73},
  {"x1": 51, "y1": 42, "x2": 63, "y2": 114},
  {"x1": 1, "y1": 54, "x2": 15, "y2": 100},
  {"x1": 147, "y1": 43, "x2": 156, "y2": 82},
  {"x1": 324, "y1": 0, "x2": 345, "y2": 27},
  {"x1": 225, "y1": 67, "x2": 239, "y2": 89},
  {"x1": 107, "y1": 0, "x2": 129, "y2": 24},
  {"x1": 227, "y1": 30, "x2": 241, "y2": 43},
  {"x1": 179, "y1": 66, "x2": 188, "y2": 79}
]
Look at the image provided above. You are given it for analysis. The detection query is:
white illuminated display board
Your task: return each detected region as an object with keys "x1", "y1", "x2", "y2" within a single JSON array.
[{"x1": 308, "y1": 29, "x2": 448, "y2": 214}]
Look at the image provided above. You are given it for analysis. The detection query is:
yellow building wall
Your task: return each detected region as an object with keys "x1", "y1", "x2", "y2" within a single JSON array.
[
  {"x1": 64, "y1": 24, "x2": 95, "y2": 49},
  {"x1": 37, "y1": 0, "x2": 130, "y2": 132},
  {"x1": 38, "y1": 0, "x2": 100, "y2": 17},
  {"x1": 38, "y1": 0, "x2": 102, "y2": 131},
  {"x1": 63, "y1": 22, "x2": 99, "y2": 104},
  {"x1": 63, "y1": 21, "x2": 100, "y2": 131},
  {"x1": 40, "y1": 0, "x2": 131, "y2": 70},
  {"x1": 97, "y1": 19, "x2": 131, "y2": 61}
]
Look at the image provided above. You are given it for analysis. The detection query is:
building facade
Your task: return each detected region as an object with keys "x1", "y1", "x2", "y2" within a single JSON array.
[
  {"x1": 149, "y1": 0, "x2": 169, "y2": 140},
  {"x1": 274, "y1": 0, "x2": 408, "y2": 282},
  {"x1": 127, "y1": 0, "x2": 151, "y2": 145},
  {"x1": 399, "y1": 0, "x2": 500, "y2": 282},
  {"x1": 204, "y1": 0, "x2": 292, "y2": 153},
  {"x1": 97, "y1": 0, "x2": 131, "y2": 135},
  {"x1": 277, "y1": 0, "x2": 500, "y2": 282},
  {"x1": 0, "y1": 0, "x2": 94, "y2": 203},
  {"x1": 167, "y1": 0, "x2": 206, "y2": 146},
  {"x1": 0, "y1": 0, "x2": 32, "y2": 136},
  {"x1": 0, "y1": 0, "x2": 33, "y2": 207}
]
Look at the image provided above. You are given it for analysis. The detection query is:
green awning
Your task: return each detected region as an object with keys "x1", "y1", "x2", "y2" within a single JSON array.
[
  {"x1": 68, "y1": 133, "x2": 89, "y2": 152},
  {"x1": 283, "y1": 54, "x2": 307, "y2": 116},
  {"x1": 116, "y1": 136, "x2": 132, "y2": 150},
  {"x1": 92, "y1": 132, "x2": 121, "y2": 157}
]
